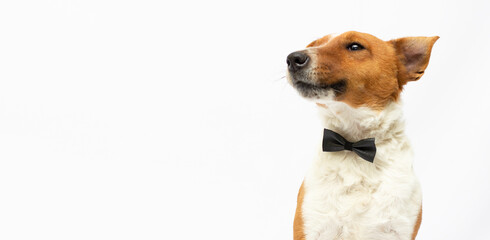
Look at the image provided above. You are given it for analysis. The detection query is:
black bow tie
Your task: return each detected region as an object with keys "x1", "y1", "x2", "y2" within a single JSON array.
[{"x1": 322, "y1": 129, "x2": 377, "y2": 163}]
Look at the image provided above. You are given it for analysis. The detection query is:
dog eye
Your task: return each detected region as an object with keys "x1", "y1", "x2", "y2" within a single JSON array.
[{"x1": 347, "y1": 43, "x2": 365, "y2": 51}]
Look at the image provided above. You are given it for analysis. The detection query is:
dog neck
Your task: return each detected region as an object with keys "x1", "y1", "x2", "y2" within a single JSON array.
[{"x1": 315, "y1": 100, "x2": 406, "y2": 144}]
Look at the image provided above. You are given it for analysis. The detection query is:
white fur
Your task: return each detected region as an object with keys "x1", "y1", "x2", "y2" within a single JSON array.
[{"x1": 301, "y1": 100, "x2": 422, "y2": 240}]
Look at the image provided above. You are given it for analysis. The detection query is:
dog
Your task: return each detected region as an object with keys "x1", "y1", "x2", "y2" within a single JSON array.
[{"x1": 286, "y1": 31, "x2": 438, "y2": 240}]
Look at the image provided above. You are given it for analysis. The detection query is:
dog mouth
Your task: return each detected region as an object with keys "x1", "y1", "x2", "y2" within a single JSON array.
[
  {"x1": 293, "y1": 80, "x2": 332, "y2": 91},
  {"x1": 291, "y1": 78, "x2": 347, "y2": 98}
]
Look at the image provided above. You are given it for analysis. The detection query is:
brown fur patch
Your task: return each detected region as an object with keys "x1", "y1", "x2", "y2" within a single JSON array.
[
  {"x1": 293, "y1": 182, "x2": 306, "y2": 240},
  {"x1": 411, "y1": 205, "x2": 423, "y2": 240},
  {"x1": 305, "y1": 31, "x2": 438, "y2": 110}
]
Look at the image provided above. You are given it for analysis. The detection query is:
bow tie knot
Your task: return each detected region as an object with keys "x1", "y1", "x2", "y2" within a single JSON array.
[
  {"x1": 322, "y1": 129, "x2": 377, "y2": 163},
  {"x1": 343, "y1": 141, "x2": 353, "y2": 151}
]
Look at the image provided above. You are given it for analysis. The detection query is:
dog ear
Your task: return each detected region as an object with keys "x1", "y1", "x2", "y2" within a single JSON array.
[{"x1": 390, "y1": 36, "x2": 439, "y2": 86}]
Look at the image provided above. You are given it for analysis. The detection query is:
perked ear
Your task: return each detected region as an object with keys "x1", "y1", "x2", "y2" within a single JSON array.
[{"x1": 390, "y1": 36, "x2": 439, "y2": 87}]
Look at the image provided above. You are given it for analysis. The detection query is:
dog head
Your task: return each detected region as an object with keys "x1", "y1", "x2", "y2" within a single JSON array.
[{"x1": 286, "y1": 31, "x2": 439, "y2": 110}]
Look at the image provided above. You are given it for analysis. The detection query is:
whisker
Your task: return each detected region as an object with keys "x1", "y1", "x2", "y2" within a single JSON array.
[
  {"x1": 274, "y1": 75, "x2": 286, "y2": 82},
  {"x1": 271, "y1": 68, "x2": 288, "y2": 83}
]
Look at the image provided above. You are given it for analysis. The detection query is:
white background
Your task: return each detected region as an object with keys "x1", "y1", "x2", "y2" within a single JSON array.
[{"x1": 1, "y1": 0, "x2": 489, "y2": 239}]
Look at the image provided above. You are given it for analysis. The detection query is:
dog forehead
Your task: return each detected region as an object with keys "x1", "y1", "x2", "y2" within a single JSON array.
[
  {"x1": 309, "y1": 31, "x2": 384, "y2": 48},
  {"x1": 336, "y1": 32, "x2": 385, "y2": 46},
  {"x1": 307, "y1": 33, "x2": 338, "y2": 47}
]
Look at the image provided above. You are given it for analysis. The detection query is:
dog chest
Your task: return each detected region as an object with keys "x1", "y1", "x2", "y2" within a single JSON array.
[{"x1": 300, "y1": 153, "x2": 422, "y2": 240}]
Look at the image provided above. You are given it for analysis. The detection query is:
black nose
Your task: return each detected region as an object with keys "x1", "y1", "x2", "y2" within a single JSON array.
[{"x1": 287, "y1": 52, "x2": 309, "y2": 72}]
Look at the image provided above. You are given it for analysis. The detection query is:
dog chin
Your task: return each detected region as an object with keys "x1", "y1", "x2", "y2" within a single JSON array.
[
  {"x1": 288, "y1": 74, "x2": 347, "y2": 100},
  {"x1": 290, "y1": 80, "x2": 338, "y2": 100},
  {"x1": 296, "y1": 88, "x2": 332, "y2": 100},
  {"x1": 297, "y1": 88, "x2": 336, "y2": 102}
]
